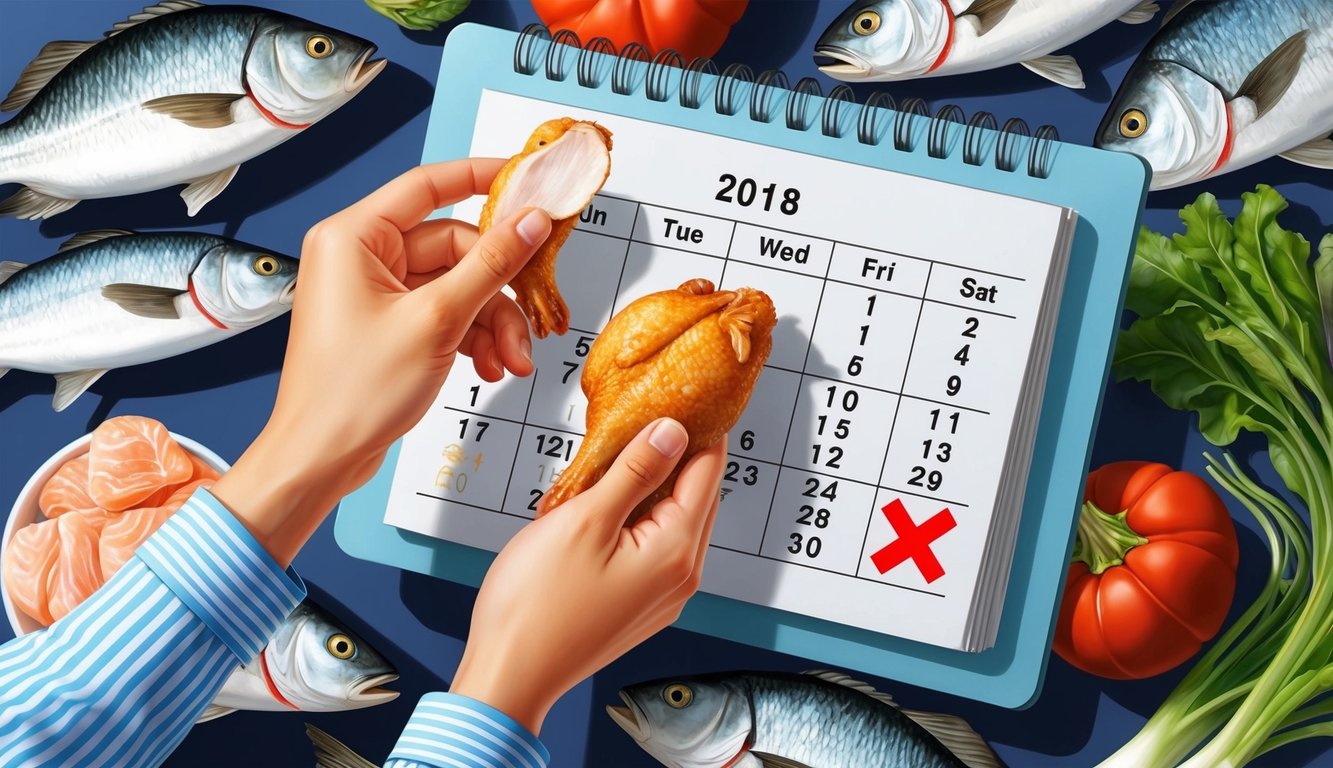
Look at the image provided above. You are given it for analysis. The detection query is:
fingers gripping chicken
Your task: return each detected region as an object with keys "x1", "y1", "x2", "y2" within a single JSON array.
[
  {"x1": 479, "y1": 118, "x2": 613, "y2": 338},
  {"x1": 540, "y1": 279, "x2": 776, "y2": 518}
]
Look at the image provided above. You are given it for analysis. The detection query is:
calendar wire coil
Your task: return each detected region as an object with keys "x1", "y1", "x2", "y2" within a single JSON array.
[{"x1": 514, "y1": 24, "x2": 1061, "y2": 179}]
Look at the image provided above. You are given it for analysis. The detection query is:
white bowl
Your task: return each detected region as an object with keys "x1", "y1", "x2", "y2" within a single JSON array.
[{"x1": 2, "y1": 431, "x2": 229, "y2": 636}]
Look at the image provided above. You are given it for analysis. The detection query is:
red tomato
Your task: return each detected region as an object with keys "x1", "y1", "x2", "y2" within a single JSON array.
[
  {"x1": 1053, "y1": 461, "x2": 1239, "y2": 679},
  {"x1": 532, "y1": 0, "x2": 749, "y2": 60}
]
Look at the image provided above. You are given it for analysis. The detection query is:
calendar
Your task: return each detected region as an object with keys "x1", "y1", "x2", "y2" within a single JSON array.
[{"x1": 380, "y1": 90, "x2": 1077, "y2": 652}]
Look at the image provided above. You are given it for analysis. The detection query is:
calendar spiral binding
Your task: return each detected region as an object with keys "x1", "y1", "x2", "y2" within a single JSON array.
[{"x1": 513, "y1": 24, "x2": 1060, "y2": 179}]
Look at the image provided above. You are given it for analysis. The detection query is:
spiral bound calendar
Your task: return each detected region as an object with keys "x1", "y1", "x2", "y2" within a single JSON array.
[{"x1": 337, "y1": 23, "x2": 1150, "y2": 706}]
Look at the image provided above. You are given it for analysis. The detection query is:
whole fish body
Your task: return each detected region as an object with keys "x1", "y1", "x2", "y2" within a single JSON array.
[
  {"x1": 0, "y1": 1, "x2": 385, "y2": 220},
  {"x1": 608, "y1": 670, "x2": 1002, "y2": 768},
  {"x1": 205, "y1": 601, "x2": 398, "y2": 722},
  {"x1": 0, "y1": 229, "x2": 297, "y2": 411},
  {"x1": 1095, "y1": 0, "x2": 1333, "y2": 189},
  {"x1": 816, "y1": 0, "x2": 1161, "y2": 89}
]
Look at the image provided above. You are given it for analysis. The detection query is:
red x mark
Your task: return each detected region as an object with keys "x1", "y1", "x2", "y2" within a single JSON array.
[{"x1": 870, "y1": 499, "x2": 956, "y2": 583}]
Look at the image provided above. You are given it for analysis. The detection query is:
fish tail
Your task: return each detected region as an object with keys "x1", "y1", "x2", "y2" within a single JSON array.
[{"x1": 305, "y1": 723, "x2": 378, "y2": 768}]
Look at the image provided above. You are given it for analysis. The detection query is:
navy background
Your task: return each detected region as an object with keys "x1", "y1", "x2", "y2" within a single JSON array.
[{"x1": 0, "y1": 1, "x2": 1329, "y2": 765}]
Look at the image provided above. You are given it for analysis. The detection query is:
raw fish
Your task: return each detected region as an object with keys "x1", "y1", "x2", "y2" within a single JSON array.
[{"x1": 88, "y1": 415, "x2": 193, "y2": 511}]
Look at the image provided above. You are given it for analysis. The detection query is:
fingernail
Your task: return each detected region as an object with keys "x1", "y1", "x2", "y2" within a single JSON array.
[
  {"x1": 648, "y1": 419, "x2": 687, "y2": 458},
  {"x1": 516, "y1": 209, "x2": 550, "y2": 246},
  {"x1": 520, "y1": 337, "x2": 532, "y2": 365},
  {"x1": 489, "y1": 349, "x2": 502, "y2": 374}
]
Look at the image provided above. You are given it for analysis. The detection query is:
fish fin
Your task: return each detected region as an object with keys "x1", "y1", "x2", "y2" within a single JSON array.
[
  {"x1": 196, "y1": 705, "x2": 235, "y2": 723},
  {"x1": 0, "y1": 261, "x2": 28, "y2": 285},
  {"x1": 143, "y1": 93, "x2": 242, "y2": 129},
  {"x1": 801, "y1": 670, "x2": 898, "y2": 708},
  {"x1": 1236, "y1": 30, "x2": 1308, "y2": 120},
  {"x1": 1280, "y1": 137, "x2": 1333, "y2": 170},
  {"x1": 108, "y1": 1, "x2": 205, "y2": 37},
  {"x1": 1161, "y1": 0, "x2": 1201, "y2": 27},
  {"x1": 0, "y1": 40, "x2": 96, "y2": 112},
  {"x1": 1020, "y1": 55, "x2": 1085, "y2": 89},
  {"x1": 899, "y1": 709, "x2": 1003, "y2": 768},
  {"x1": 305, "y1": 723, "x2": 380, "y2": 768},
  {"x1": 0, "y1": 187, "x2": 79, "y2": 220},
  {"x1": 961, "y1": 0, "x2": 1019, "y2": 35},
  {"x1": 1315, "y1": 237, "x2": 1333, "y2": 365},
  {"x1": 180, "y1": 165, "x2": 239, "y2": 216},
  {"x1": 751, "y1": 752, "x2": 815, "y2": 768},
  {"x1": 58, "y1": 229, "x2": 137, "y2": 254},
  {"x1": 52, "y1": 369, "x2": 107, "y2": 412},
  {"x1": 1120, "y1": 1, "x2": 1159, "y2": 24},
  {"x1": 101, "y1": 284, "x2": 184, "y2": 319}
]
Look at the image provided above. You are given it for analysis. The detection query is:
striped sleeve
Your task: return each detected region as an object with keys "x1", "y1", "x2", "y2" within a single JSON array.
[
  {"x1": 0, "y1": 488, "x2": 305, "y2": 768},
  {"x1": 384, "y1": 693, "x2": 551, "y2": 768}
]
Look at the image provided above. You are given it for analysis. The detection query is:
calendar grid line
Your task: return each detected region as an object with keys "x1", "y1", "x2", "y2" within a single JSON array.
[
  {"x1": 856, "y1": 262, "x2": 935, "y2": 580},
  {"x1": 583, "y1": 192, "x2": 1029, "y2": 284},
  {"x1": 767, "y1": 365, "x2": 992, "y2": 415},
  {"x1": 496, "y1": 369, "x2": 540, "y2": 513},
  {"x1": 417, "y1": 491, "x2": 533, "y2": 520},
  {"x1": 607, "y1": 201, "x2": 644, "y2": 319},
  {"x1": 878, "y1": 487, "x2": 973, "y2": 509},
  {"x1": 442, "y1": 405, "x2": 527, "y2": 428},
  {"x1": 714, "y1": 216, "x2": 739, "y2": 291},
  {"x1": 757, "y1": 387, "x2": 808, "y2": 557},
  {"x1": 708, "y1": 543, "x2": 947, "y2": 598}
]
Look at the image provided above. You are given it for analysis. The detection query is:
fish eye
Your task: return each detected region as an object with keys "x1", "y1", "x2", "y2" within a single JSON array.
[
  {"x1": 326, "y1": 634, "x2": 356, "y2": 659},
  {"x1": 662, "y1": 683, "x2": 693, "y2": 709},
  {"x1": 853, "y1": 10, "x2": 881, "y2": 35},
  {"x1": 1119, "y1": 108, "x2": 1149, "y2": 139},
  {"x1": 253, "y1": 255, "x2": 280, "y2": 276},
  {"x1": 306, "y1": 35, "x2": 334, "y2": 59}
]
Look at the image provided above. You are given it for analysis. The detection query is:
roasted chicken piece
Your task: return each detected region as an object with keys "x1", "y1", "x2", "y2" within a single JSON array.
[
  {"x1": 540, "y1": 278, "x2": 776, "y2": 518},
  {"x1": 479, "y1": 118, "x2": 613, "y2": 338}
]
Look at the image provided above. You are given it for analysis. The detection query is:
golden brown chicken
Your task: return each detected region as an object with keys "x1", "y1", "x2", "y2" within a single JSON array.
[
  {"x1": 479, "y1": 118, "x2": 613, "y2": 338},
  {"x1": 539, "y1": 278, "x2": 776, "y2": 518}
]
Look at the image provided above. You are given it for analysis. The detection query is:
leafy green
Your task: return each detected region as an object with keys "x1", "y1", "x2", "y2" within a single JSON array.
[
  {"x1": 364, "y1": 0, "x2": 470, "y2": 30},
  {"x1": 1097, "y1": 186, "x2": 1333, "y2": 768}
]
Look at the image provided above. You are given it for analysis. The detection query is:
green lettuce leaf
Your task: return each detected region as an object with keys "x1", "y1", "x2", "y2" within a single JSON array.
[{"x1": 364, "y1": 0, "x2": 470, "y2": 30}]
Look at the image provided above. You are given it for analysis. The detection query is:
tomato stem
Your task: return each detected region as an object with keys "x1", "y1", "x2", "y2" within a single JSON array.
[{"x1": 1074, "y1": 501, "x2": 1149, "y2": 575}]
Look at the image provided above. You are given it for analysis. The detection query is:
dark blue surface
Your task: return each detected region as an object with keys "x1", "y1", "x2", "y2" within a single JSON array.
[{"x1": 1, "y1": 1, "x2": 1329, "y2": 766}]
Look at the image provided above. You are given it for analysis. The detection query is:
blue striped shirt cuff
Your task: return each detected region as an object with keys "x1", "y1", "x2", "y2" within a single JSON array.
[
  {"x1": 135, "y1": 488, "x2": 305, "y2": 662},
  {"x1": 387, "y1": 693, "x2": 550, "y2": 768}
]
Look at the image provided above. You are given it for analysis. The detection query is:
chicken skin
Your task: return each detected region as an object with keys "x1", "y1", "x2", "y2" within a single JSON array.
[
  {"x1": 540, "y1": 279, "x2": 777, "y2": 518},
  {"x1": 479, "y1": 118, "x2": 613, "y2": 338}
]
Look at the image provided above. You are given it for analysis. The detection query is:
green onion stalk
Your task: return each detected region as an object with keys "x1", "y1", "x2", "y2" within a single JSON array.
[{"x1": 1098, "y1": 187, "x2": 1333, "y2": 767}]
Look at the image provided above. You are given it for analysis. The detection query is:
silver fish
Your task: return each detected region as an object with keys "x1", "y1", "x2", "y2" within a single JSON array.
[
  {"x1": 203, "y1": 601, "x2": 399, "y2": 722},
  {"x1": 0, "y1": 0, "x2": 385, "y2": 219},
  {"x1": 1095, "y1": 0, "x2": 1333, "y2": 190},
  {"x1": 306, "y1": 723, "x2": 380, "y2": 768},
  {"x1": 815, "y1": 0, "x2": 1160, "y2": 89},
  {"x1": 0, "y1": 229, "x2": 297, "y2": 411},
  {"x1": 608, "y1": 670, "x2": 1002, "y2": 768}
]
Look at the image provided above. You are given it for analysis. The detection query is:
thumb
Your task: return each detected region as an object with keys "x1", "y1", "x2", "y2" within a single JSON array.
[
  {"x1": 422, "y1": 206, "x2": 551, "y2": 328},
  {"x1": 579, "y1": 418, "x2": 689, "y2": 539}
]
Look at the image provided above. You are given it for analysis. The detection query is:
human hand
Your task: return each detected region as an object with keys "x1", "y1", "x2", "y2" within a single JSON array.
[
  {"x1": 450, "y1": 419, "x2": 726, "y2": 734},
  {"x1": 213, "y1": 160, "x2": 551, "y2": 564}
]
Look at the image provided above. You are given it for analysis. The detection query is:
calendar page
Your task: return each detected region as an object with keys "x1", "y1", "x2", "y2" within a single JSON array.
[{"x1": 383, "y1": 90, "x2": 1073, "y2": 650}]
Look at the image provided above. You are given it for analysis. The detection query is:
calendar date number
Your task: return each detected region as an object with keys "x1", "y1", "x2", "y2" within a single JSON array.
[{"x1": 716, "y1": 174, "x2": 800, "y2": 215}]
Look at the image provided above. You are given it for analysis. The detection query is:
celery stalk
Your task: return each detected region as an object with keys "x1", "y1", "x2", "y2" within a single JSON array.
[{"x1": 1102, "y1": 189, "x2": 1333, "y2": 767}]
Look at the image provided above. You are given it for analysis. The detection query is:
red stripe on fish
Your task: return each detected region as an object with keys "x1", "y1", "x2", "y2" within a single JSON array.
[
  {"x1": 246, "y1": 88, "x2": 310, "y2": 130},
  {"x1": 188, "y1": 279, "x2": 229, "y2": 330},
  {"x1": 1209, "y1": 102, "x2": 1235, "y2": 176},
  {"x1": 260, "y1": 651, "x2": 299, "y2": 710},
  {"x1": 927, "y1": 0, "x2": 956, "y2": 73}
]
